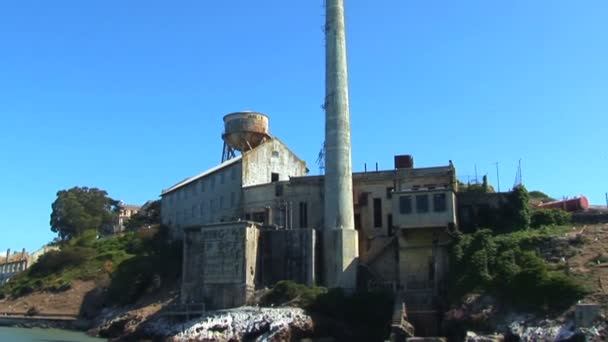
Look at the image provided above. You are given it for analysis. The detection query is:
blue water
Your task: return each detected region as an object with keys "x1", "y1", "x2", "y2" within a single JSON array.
[{"x1": 0, "y1": 327, "x2": 105, "y2": 341}]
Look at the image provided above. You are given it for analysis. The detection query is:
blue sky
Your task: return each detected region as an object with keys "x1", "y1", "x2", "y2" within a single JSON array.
[{"x1": 1, "y1": 0, "x2": 606, "y2": 252}]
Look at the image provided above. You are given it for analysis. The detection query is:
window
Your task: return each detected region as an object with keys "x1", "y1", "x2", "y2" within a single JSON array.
[
  {"x1": 210, "y1": 199, "x2": 215, "y2": 211},
  {"x1": 191, "y1": 205, "x2": 196, "y2": 218},
  {"x1": 200, "y1": 202, "x2": 205, "y2": 217},
  {"x1": 416, "y1": 194, "x2": 429, "y2": 213},
  {"x1": 211, "y1": 175, "x2": 215, "y2": 190},
  {"x1": 433, "y1": 193, "x2": 447, "y2": 212},
  {"x1": 373, "y1": 198, "x2": 382, "y2": 228},
  {"x1": 399, "y1": 196, "x2": 412, "y2": 214},
  {"x1": 386, "y1": 187, "x2": 394, "y2": 199},
  {"x1": 184, "y1": 189, "x2": 188, "y2": 200},
  {"x1": 275, "y1": 184, "x2": 283, "y2": 197},
  {"x1": 387, "y1": 214, "x2": 393, "y2": 235},
  {"x1": 183, "y1": 209, "x2": 188, "y2": 220},
  {"x1": 220, "y1": 172, "x2": 225, "y2": 184},
  {"x1": 201, "y1": 179, "x2": 205, "y2": 192},
  {"x1": 299, "y1": 202, "x2": 308, "y2": 227},
  {"x1": 230, "y1": 192, "x2": 235, "y2": 208},
  {"x1": 231, "y1": 167, "x2": 237, "y2": 180},
  {"x1": 271, "y1": 172, "x2": 279, "y2": 182},
  {"x1": 219, "y1": 196, "x2": 224, "y2": 209},
  {"x1": 192, "y1": 185, "x2": 197, "y2": 197},
  {"x1": 272, "y1": 150, "x2": 279, "y2": 158}
]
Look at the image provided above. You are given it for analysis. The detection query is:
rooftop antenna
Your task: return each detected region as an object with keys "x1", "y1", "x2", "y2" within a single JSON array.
[
  {"x1": 495, "y1": 162, "x2": 501, "y2": 192},
  {"x1": 513, "y1": 159, "x2": 522, "y2": 188},
  {"x1": 316, "y1": 141, "x2": 326, "y2": 175}
]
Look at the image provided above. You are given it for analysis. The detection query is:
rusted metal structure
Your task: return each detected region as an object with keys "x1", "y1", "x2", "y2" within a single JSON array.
[
  {"x1": 221, "y1": 111, "x2": 271, "y2": 162},
  {"x1": 538, "y1": 196, "x2": 590, "y2": 212}
]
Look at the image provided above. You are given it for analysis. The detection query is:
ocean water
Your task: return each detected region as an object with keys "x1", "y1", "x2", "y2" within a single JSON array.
[{"x1": 0, "y1": 327, "x2": 105, "y2": 341}]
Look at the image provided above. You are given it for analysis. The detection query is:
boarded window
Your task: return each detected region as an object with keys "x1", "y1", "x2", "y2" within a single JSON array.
[
  {"x1": 373, "y1": 198, "x2": 382, "y2": 228},
  {"x1": 399, "y1": 196, "x2": 412, "y2": 214},
  {"x1": 416, "y1": 194, "x2": 429, "y2": 213},
  {"x1": 433, "y1": 193, "x2": 447, "y2": 212}
]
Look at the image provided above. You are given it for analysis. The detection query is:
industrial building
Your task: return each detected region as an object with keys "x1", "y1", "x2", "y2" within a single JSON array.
[
  {"x1": 159, "y1": 0, "x2": 457, "y2": 336},
  {"x1": 160, "y1": 111, "x2": 457, "y2": 319}
]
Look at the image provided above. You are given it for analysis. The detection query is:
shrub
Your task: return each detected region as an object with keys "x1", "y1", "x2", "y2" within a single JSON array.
[
  {"x1": 260, "y1": 280, "x2": 326, "y2": 308},
  {"x1": 449, "y1": 229, "x2": 587, "y2": 311},
  {"x1": 531, "y1": 209, "x2": 571, "y2": 228},
  {"x1": 28, "y1": 247, "x2": 94, "y2": 277}
]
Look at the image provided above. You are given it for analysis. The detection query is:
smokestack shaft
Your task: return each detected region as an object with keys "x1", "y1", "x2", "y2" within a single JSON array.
[{"x1": 324, "y1": 0, "x2": 354, "y2": 231}]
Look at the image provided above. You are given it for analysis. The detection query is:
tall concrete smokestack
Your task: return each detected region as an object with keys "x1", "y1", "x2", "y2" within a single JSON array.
[{"x1": 323, "y1": 0, "x2": 358, "y2": 289}]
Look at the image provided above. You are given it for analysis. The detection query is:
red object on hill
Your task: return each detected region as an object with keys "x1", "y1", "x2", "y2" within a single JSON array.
[{"x1": 538, "y1": 196, "x2": 590, "y2": 212}]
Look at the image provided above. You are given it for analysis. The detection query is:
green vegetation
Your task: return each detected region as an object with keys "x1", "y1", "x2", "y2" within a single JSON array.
[
  {"x1": 0, "y1": 226, "x2": 181, "y2": 305},
  {"x1": 531, "y1": 208, "x2": 571, "y2": 228},
  {"x1": 50, "y1": 187, "x2": 121, "y2": 239},
  {"x1": 123, "y1": 200, "x2": 161, "y2": 231},
  {"x1": 529, "y1": 190, "x2": 555, "y2": 202},
  {"x1": 449, "y1": 228, "x2": 588, "y2": 312},
  {"x1": 261, "y1": 280, "x2": 393, "y2": 341}
]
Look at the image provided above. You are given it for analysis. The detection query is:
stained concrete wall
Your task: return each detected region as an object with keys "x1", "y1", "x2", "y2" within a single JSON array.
[
  {"x1": 397, "y1": 228, "x2": 450, "y2": 293},
  {"x1": 181, "y1": 222, "x2": 259, "y2": 309},
  {"x1": 242, "y1": 138, "x2": 307, "y2": 187},
  {"x1": 258, "y1": 228, "x2": 316, "y2": 287},
  {"x1": 162, "y1": 161, "x2": 243, "y2": 239}
]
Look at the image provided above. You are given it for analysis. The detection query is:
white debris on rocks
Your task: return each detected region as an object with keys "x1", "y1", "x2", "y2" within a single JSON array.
[
  {"x1": 506, "y1": 319, "x2": 607, "y2": 341},
  {"x1": 147, "y1": 306, "x2": 313, "y2": 341}
]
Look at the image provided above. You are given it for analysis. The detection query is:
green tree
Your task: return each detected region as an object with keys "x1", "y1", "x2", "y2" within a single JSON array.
[
  {"x1": 508, "y1": 184, "x2": 531, "y2": 230},
  {"x1": 50, "y1": 187, "x2": 120, "y2": 240},
  {"x1": 123, "y1": 200, "x2": 161, "y2": 231}
]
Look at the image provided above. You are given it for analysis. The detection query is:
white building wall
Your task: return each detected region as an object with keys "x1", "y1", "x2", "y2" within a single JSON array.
[
  {"x1": 162, "y1": 162, "x2": 243, "y2": 238},
  {"x1": 242, "y1": 139, "x2": 307, "y2": 187}
]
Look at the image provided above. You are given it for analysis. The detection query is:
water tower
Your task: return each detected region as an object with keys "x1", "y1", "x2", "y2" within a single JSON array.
[{"x1": 221, "y1": 111, "x2": 271, "y2": 162}]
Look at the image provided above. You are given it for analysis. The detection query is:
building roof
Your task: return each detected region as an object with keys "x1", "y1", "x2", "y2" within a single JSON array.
[
  {"x1": 161, "y1": 156, "x2": 242, "y2": 196},
  {"x1": 160, "y1": 137, "x2": 307, "y2": 196}
]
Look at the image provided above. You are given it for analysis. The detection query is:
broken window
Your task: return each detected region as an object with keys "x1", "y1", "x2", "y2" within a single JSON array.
[
  {"x1": 433, "y1": 193, "x2": 447, "y2": 212},
  {"x1": 373, "y1": 198, "x2": 382, "y2": 228},
  {"x1": 416, "y1": 194, "x2": 429, "y2": 213},
  {"x1": 386, "y1": 187, "x2": 394, "y2": 199},
  {"x1": 399, "y1": 196, "x2": 412, "y2": 214},
  {"x1": 299, "y1": 202, "x2": 308, "y2": 227}
]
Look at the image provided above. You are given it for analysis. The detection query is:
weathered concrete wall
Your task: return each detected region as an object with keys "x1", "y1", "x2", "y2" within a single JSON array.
[
  {"x1": 162, "y1": 160, "x2": 243, "y2": 238},
  {"x1": 242, "y1": 138, "x2": 307, "y2": 187},
  {"x1": 181, "y1": 222, "x2": 259, "y2": 309},
  {"x1": 259, "y1": 228, "x2": 316, "y2": 287},
  {"x1": 397, "y1": 228, "x2": 450, "y2": 292},
  {"x1": 392, "y1": 190, "x2": 457, "y2": 229},
  {"x1": 0, "y1": 259, "x2": 27, "y2": 284}
]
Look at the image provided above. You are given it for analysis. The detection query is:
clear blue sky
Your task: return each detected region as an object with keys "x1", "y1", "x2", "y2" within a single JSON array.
[{"x1": 1, "y1": 0, "x2": 607, "y2": 252}]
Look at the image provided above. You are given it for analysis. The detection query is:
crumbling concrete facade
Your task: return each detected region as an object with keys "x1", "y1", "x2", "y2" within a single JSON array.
[{"x1": 161, "y1": 138, "x2": 307, "y2": 239}]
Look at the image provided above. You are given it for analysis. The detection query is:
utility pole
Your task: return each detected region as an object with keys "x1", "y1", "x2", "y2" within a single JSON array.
[{"x1": 495, "y1": 162, "x2": 501, "y2": 192}]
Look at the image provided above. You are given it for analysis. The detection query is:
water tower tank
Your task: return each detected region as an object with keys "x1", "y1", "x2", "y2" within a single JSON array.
[{"x1": 222, "y1": 111, "x2": 271, "y2": 152}]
